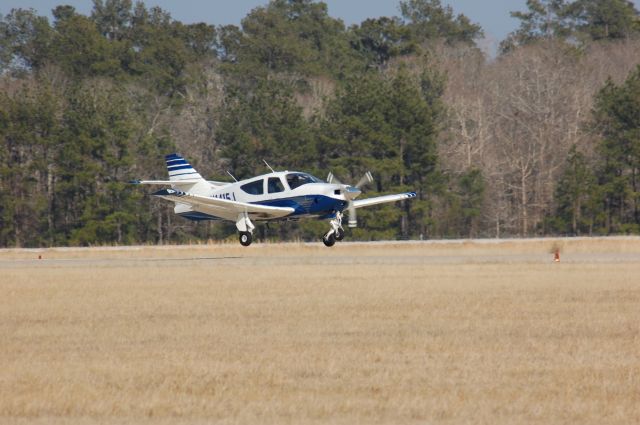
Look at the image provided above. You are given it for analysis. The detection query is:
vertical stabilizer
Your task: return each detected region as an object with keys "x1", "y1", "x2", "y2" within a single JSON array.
[
  {"x1": 165, "y1": 153, "x2": 204, "y2": 181},
  {"x1": 165, "y1": 153, "x2": 210, "y2": 196}
]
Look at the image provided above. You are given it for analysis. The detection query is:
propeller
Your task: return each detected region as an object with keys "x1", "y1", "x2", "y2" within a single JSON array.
[{"x1": 327, "y1": 171, "x2": 373, "y2": 227}]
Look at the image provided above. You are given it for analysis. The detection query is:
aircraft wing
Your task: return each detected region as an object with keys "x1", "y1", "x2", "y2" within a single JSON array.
[
  {"x1": 152, "y1": 188, "x2": 294, "y2": 220},
  {"x1": 353, "y1": 192, "x2": 417, "y2": 209}
]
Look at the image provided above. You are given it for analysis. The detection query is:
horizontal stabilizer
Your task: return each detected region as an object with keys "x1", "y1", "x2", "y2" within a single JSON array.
[{"x1": 130, "y1": 179, "x2": 202, "y2": 185}]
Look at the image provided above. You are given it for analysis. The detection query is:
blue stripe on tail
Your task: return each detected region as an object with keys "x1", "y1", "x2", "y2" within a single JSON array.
[
  {"x1": 167, "y1": 164, "x2": 194, "y2": 171},
  {"x1": 167, "y1": 159, "x2": 188, "y2": 165},
  {"x1": 164, "y1": 153, "x2": 203, "y2": 181}
]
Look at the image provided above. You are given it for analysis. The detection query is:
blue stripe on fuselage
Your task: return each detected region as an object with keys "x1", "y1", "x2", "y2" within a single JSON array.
[
  {"x1": 254, "y1": 195, "x2": 347, "y2": 216},
  {"x1": 176, "y1": 196, "x2": 346, "y2": 222}
]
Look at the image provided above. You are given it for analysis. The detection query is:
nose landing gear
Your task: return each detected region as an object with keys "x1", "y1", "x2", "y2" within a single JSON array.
[
  {"x1": 322, "y1": 232, "x2": 336, "y2": 247},
  {"x1": 322, "y1": 211, "x2": 345, "y2": 247}
]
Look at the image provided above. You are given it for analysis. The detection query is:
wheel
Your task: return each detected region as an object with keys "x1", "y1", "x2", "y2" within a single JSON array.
[
  {"x1": 334, "y1": 227, "x2": 345, "y2": 241},
  {"x1": 239, "y1": 231, "x2": 252, "y2": 247},
  {"x1": 322, "y1": 232, "x2": 336, "y2": 247}
]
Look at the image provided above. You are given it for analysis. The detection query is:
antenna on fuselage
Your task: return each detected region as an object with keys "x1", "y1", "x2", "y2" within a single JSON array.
[
  {"x1": 263, "y1": 159, "x2": 275, "y2": 173},
  {"x1": 226, "y1": 170, "x2": 238, "y2": 182}
]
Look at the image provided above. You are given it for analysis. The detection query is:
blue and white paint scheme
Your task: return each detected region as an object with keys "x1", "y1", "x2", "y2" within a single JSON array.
[{"x1": 131, "y1": 153, "x2": 417, "y2": 247}]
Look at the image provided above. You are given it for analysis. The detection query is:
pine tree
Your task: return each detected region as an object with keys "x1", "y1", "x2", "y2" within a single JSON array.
[
  {"x1": 552, "y1": 145, "x2": 598, "y2": 235},
  {"x1": 592, "y1": 67, "x2": 640, "y2": 233}
]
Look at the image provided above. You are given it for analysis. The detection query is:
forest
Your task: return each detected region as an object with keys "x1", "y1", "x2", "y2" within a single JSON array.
[{"x1": 1, "y1": 0, "x2": 640, "y2": 247}]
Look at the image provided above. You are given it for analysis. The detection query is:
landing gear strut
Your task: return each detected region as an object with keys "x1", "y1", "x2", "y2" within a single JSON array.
[
  {"x1": 322, "y1": 211, "x2": 344, "y2": 247},
  {"x1": 236, "y1": 212, "x2": 255, "y2": 247}
]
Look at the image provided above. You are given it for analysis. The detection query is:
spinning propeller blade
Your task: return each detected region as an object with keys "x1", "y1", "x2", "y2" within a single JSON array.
[
  {"x1": 327, "y1": 171, "x2": 374, "y2": 228},
  {"x1": 355, "y1": 171, "x2": 373, "y2": 189},
  {"x1": 327, "y1": 172, "x2": 342, "y2": 185}
]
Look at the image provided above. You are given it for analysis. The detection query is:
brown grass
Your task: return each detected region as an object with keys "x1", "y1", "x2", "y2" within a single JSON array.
[{"x1": 1, "y1": 238, "x2": 639, "y2": 424}]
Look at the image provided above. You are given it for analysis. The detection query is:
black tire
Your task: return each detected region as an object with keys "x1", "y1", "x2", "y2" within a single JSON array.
[
  {"x1": 322, "y1": 233, "x2": 336, "y2": 247},
  {"x1": 239, "y1": 231, "x2": 252, "y2": 247},
  {"x1": 334, "y1": 227, "x2": 345, "y2": 241}
]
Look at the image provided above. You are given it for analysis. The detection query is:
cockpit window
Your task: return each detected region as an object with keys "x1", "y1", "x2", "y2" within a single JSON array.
[
  {"x1": 268, "y1": 177, "x2": 285, "y2": 193},
  {"x1": 240, "y1": 179, "x2": 264, "y2": 195},
  {"x1": 286, "y1": 173, "x2": 323, "y2": 190}
]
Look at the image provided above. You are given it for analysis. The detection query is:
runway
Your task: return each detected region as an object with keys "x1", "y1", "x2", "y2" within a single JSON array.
[{"x1": 2, "y1": 237, "x2": 640, "y2": 268}]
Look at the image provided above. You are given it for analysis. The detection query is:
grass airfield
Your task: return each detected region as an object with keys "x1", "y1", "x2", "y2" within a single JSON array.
[{"x1": 1, "y1": 238, "x2": 639, "y2": 424}]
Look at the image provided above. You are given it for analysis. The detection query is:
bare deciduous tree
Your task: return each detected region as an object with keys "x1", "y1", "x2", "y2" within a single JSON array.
[{"x1": 433, "y1": 38, "x2": 640, "y2": 237}]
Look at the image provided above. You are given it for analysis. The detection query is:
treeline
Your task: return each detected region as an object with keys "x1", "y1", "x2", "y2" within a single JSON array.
[{"x1": 0, "y1": 0, "x2": 639, "y2": 247}]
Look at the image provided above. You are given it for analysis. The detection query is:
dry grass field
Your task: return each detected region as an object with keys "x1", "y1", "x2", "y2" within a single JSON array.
[{"x1": 1, "y1": 237, "x2": 639, "y2": 424}]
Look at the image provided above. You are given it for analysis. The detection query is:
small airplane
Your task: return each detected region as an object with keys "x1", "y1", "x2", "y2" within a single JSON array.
[{"x1": 131, "y1": 153, "x2": 416, "y2": 247}]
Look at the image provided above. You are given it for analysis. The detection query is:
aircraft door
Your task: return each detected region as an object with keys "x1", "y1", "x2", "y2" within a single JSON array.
[{"x1": 267, "y1": 177, "x2": 285, "y2": 194}]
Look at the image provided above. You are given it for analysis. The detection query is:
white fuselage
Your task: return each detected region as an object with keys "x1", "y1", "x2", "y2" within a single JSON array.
[{"x1": 174, "y1": 171, "x2": 350, "y2": 221}]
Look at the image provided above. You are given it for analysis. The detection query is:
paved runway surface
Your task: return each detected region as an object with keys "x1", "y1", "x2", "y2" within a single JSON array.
[{"x1": 2, "y1": 237, "x2": 640, "y2": 269}]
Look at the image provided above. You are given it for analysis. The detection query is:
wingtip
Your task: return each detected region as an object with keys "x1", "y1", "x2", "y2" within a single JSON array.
[{"x1": 129, "y1": 179, "x2": 141, "y2": 184}]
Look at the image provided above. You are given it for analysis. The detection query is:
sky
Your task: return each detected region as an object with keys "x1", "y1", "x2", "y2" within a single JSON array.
[
  {"x1": 2, "y1": 0, "x2": 639, "y2": 55},
  {"x1": 1, "y1": 0, "x2": 526, "y2": 43}
]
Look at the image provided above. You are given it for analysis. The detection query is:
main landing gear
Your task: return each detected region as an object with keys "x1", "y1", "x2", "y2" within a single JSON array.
[
  {"x1": 322, "y1": 212, "x2": 345, "y2": 247},
  {"x1": 236, "y1": 213, "x2": 255, "y2": 247},
  {"x1": 239, "y1": 231, "x2": 252, "y2": 247}
]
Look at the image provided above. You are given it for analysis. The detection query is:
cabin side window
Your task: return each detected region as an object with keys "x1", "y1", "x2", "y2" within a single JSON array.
[
  {"x1": 240, "y1": 179, "x2": 264, "y2": 195},
  {"x1": 268, "y1": 177, "x2": 285, "y2": 193}
]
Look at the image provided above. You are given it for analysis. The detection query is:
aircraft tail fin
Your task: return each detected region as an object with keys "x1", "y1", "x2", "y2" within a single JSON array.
[{"x1": 165, "y1": 153, "x2": 204, "y2": 182}]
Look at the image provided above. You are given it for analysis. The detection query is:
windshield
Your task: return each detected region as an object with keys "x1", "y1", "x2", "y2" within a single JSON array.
[{"x1": 286, "y1": 173, "x2": 324, "y2": 190}]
